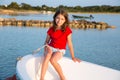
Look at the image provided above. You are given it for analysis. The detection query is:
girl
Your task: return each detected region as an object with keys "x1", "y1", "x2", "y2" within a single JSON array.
[{"x1": 40, "y1": 9, "x2": 80, "y2": 80}]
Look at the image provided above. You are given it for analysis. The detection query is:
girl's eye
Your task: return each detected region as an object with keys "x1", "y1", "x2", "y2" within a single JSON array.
[
  {"x1": 56, "y1": 17, "x2": 60, "y2": 19},
  {"x1": 61, "y1": 18, "x2": 65, "y2": 20}
]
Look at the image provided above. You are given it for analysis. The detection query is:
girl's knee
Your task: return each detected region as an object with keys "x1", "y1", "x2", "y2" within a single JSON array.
[
  {"x1": 50, "y1": 52, "x2": 62, "y2": 64},
  {"x1": 45, "y1": 52, "x2": 52, "y2": 57},
  {"x1": 50, "y1": 57, "x2": 57, "y2": 64}
]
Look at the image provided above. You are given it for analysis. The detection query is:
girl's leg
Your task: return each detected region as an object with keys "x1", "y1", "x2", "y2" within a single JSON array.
[
  {"x1": 50, "y1": 52, "x2": 66, "y2": 80},
  {"x1": 40, "y1": 46, "x2": 52, "y2": 80}
]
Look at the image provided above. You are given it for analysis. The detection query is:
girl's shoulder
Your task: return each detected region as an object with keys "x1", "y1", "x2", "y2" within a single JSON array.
[
  {"x1": 66, "y1": 26, "x2": 72, "y2": 31},
  {"x1": 47, "y1": 26, "x2": 55, "y2": 35},
  {"x1": 65, "y1": 26, "x2": 72, "y2": 35}
]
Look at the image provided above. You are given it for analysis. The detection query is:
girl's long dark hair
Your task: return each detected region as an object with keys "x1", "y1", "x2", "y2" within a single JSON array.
[{"x1": 53, "y1": 9, "x2": 69, "y2": 32}]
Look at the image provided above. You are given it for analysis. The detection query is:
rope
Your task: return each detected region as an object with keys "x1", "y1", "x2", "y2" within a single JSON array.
[{"x1": 32, "y1": 45, "x2": 47, "y2": 55}]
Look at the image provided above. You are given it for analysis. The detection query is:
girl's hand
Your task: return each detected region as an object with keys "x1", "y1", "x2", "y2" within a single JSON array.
[
  {"x1": 44, "y1": 44, "x2": 48, "y2": 52},
  {"x1": 72, "y1": 57, "x2": 81, "y2": 63},
  {"x1": 44, "y1": 45, "x2": 52, "y2": 56}
]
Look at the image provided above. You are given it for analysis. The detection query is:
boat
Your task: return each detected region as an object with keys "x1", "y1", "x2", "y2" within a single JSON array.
[
  {"x1": 16, "y1": 54, "x2": 120, "y2": 80},
  {"x1": 72, "y1": 15, "x2": 94, "y2": 20},
  {"x1": 16, "y1": 53, "x2": 120, "y2": 80}
]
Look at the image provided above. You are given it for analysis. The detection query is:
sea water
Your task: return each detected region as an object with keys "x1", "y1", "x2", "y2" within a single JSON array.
[{"x1": 0, "y1": 14, "x2": 120, "y2": 79}]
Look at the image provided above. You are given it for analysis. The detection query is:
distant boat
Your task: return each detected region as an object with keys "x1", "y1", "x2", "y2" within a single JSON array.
[
  {"x1": 16, "y1": 54, "x2": 120, "y2": 80},
  {"x1": 72, "y1": 15, "x2": 94, "y2": 20}
]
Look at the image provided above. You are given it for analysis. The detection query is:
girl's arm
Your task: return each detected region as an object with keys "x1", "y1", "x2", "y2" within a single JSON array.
[
  {"x1": 44, "y1": 34, "x2": 50, "y2": 45},
  {"x1": 67, "y1": 34, "x2": 81, "y2": 62},
  {"x1": 43, "y1": 34, "x2": 51, "y2": 55}
]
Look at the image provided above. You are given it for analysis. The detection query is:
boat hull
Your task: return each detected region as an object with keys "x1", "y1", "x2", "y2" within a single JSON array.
[{"x1": 16, "y1": 54, "x2": 120, "y2": 80}]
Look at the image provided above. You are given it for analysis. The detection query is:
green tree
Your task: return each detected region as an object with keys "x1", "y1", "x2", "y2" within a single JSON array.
[
  {"x1": 21, "y1": 3, "x2": 32, "y2": 10},
  {"x1": 112, "y1": 6, "x2": 120, "y2": 12},
  {"x1": 8, "y1": 2, "x2": 20, "y2": 9}
]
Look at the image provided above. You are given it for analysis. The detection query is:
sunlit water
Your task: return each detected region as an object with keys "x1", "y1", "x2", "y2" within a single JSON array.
[{"x1": 0, "y1": 13, "x2": 120, "y2": 79}]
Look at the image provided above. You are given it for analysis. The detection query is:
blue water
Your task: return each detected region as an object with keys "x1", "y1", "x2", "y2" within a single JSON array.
[{"x1": 0, "y1": 14, "x2": 120, "y2": 80}]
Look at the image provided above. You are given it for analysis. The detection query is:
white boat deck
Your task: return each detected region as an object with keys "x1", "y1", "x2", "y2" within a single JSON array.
[{"x1": 16, "y1": 54, "x2": 120, "y2": 80}]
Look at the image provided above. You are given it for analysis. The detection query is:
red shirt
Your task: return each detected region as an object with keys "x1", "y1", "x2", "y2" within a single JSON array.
[{"x1": 47, "y1": 26, "x2": 72, "y2": 49}]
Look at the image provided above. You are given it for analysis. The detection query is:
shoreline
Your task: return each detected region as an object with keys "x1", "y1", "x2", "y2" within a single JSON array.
[{"x1": 0, "y1": 9, "x2": 120, "y2": 15}]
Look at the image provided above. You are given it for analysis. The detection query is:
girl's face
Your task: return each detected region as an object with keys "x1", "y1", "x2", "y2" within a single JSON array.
[{"x1": 55, "y1": 14, "x2": 66, "y2": 27}]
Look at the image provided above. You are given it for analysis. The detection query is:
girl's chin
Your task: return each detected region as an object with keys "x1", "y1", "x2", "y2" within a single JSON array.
[{"x1": 56, "y1": 25, "x2": 61, "y2": 27}]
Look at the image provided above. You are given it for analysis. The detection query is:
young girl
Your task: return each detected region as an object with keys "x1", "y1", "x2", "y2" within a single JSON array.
[{"x1": 40, "y1": 9, "x2": 80, "y2": 80}]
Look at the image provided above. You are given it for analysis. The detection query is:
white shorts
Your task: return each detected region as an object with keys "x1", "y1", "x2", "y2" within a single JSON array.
[{"x1": 49, "y1": 46, "x2": 66, "y2": 55}]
